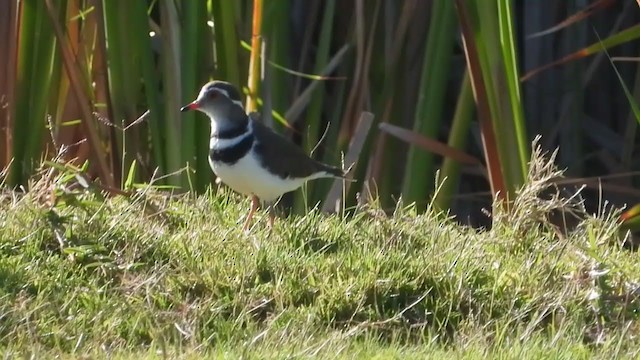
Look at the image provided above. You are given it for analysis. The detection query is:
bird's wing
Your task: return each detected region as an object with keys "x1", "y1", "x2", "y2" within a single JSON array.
[{"x1": 249, "y1": 113, "x2": 343, "y2": 179}]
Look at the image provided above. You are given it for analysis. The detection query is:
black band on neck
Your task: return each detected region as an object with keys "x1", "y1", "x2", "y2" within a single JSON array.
[{"x1": 209, "y1": 134, "x2": 254, "y2": 165}]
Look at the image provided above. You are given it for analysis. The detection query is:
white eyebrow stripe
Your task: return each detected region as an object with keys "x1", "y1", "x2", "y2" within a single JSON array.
[
  {"x1": 216, "y1": 88, "x2": 245, "y2": 108},
  {"x1": 199, "y1": 87, "x2": 244, "y2": 109},
  {"x1": 215, "y1": 88, "x2": 230, "y2": 98}
]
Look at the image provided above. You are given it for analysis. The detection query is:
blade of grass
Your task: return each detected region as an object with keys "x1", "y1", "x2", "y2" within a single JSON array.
[
  {"x1": 605, "y1": 43, "x2": 640, "y2": 124},
  {"x1": 527, "y1": 0, "x2": 615, "y2": 39},
  {"x1": 454, "y1": 0, "x2": 506, "y2": 201},
  {"x1": 240, "y1": 40, "x2": 347, "y2": 81},
  {"x1": 284, "y1": 44, "x2": 351, "y2": 124},
  {"x1": 522, "y1": 23, "x2": 640, "y2": 81},
  {"x1": 128, "y1": 2, "x2": 166, "y2": 182},
  {"x1": 180, "y1": 0, "x2": 211, "y2": 192},
  {"x1": 211, "y1": 0, "x2": 242, "y2": 85},
  {"x1": 379, "y1": 123, "x2": 480, "y2": 166},
  {"x1": 9, "y1": 0, "x2": 65, "y2": 186},
  {"x1": 102, "y1": 1, "x2": 131, "y2": 185},
  {"x1": 193, "y1": 2, "x2": 214, "y2": 192},
  {"x1": 497, "y1": 0, "x2": 528, "y2": 181},
  {"x1": 401, "y1": 0, "x2": 457, "y2": 208},
  {"x1": 159, "y1": 0, "x2": 184, "y2": 187},
  {"x1": 261, "y1": 0, "x2": 292, "y2": 132},
  {"x1": 0, "y1": 1, "x2": 19, "y2": 168}
]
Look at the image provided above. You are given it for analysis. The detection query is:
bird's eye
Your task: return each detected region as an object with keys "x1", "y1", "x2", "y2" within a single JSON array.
[{"x1": 208, "y1": 91, "x2": 218, "y2": 99}]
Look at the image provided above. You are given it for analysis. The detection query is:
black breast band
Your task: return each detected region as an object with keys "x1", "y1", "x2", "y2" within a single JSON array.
[{"x1": 209, "y1": 134, "x2": 254, "y2": 165}]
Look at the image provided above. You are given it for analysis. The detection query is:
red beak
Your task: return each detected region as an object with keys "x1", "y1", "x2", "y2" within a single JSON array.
[{"x1": 180, "y1": 101, "x2": 200, "y2": 112}]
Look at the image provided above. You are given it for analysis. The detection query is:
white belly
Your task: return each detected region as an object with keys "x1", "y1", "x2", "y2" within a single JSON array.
[{"x1": 209, "y1": 150, "x2": 309, "y2": 202}]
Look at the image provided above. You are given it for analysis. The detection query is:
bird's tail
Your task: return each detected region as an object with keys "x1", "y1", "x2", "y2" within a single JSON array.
[
  {"x1": 323, "y1": 165, "x2": 346, "y2": 178},
  {"x1": 320, "y1": 162, "x2": 356, "y2": 180}
]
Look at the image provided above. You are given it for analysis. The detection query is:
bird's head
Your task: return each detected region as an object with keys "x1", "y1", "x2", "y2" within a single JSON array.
[{"x1": 181, "y1": 81, "x2": 244, "y2": 120}]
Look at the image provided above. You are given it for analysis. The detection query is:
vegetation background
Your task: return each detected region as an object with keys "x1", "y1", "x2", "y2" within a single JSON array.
[
  {"x1": 2, "y1": 0, "x2": 640, "y2": 358},
  {"x1": 2, "y1": 0, "x2": 640, "y2": 220}
]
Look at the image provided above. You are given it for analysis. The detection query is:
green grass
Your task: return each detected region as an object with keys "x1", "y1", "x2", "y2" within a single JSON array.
[{"x1": 1, "y1": 154, "x2": 640, "y2": 359}]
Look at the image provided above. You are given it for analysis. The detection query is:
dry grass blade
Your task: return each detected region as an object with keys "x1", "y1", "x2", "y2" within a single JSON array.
[
  {"x1": 240, "y1": 41, "x2": 347, "y2": 81},
  {"x1": 322, "y1": 112, "x2": 374, "y2": 213},
  {"x1": 284, "y1": 44, "x2": 351, "y2": 124},
  {"x1": 368, "y1": 0, "x2": 418, "y2": 191},
  {"x1": 493, "y1": 136, "x2": 587, "y2": 235},
  {"x1": 379, "y1": 123, "x2": 481, "y2": 166},
  {"x1": 454, "y1": 0, "x2": 506, "y2": 201},
  {"x1": 611, "y1": 57, "x2": 640, "y2": 62},
  {"x1": 522, "y1": 23, "x2": 640, "y2": 81},
  {"x1": 527, "y1": 0, "x2": 616, "y2": 39},
  {"x1": 44, "y1": 0, "x2": 113, "y2": 188},
  {"x1": 339, "y1": 0, "x2": 380, "y2": 142}
]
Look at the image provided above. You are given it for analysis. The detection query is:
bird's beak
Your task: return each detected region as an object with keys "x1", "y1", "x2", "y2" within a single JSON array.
[{"x1": 180, "y1": 101, "x2": 200, "y2": 112}]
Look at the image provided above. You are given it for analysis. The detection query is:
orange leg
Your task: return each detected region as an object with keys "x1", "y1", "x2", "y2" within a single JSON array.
[
  {"x1": 268, "y1": 209, "x2": 275, "y2": 229},
  {"x1": 243, "y1": 195, "x2": 260, "y2": 232}
]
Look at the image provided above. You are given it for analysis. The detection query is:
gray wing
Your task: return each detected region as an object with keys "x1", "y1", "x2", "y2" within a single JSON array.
[{"x1": 249, "y1": 113, "x2": 343, "y2": 179}]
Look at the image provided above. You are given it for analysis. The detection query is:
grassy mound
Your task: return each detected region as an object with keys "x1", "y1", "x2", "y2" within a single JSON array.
[{"x1": 1, "y1": 153, "x2": 639, "y2": 358}]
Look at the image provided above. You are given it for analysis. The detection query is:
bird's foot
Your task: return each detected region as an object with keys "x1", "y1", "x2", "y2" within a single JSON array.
[
  {"x1": 242, "y1": 195, "x2": 261, "y2": 233},
  {"x1": 267, "y1": 211, "x2": 275, "y2": 229},
  {"x1": 242, "y1": 218, "x2": 252, "y2": 233}
]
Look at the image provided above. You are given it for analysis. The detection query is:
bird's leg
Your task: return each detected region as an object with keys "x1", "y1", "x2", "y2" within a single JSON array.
[
  {"x1": 243, "y1": 195, "x2": 260, "y2": 232},
  {"x1": 268, "y1": 209, "x2": 275, "y2": 229},
  {"x1": 266, "y1": 198, "x2": 281, "y2": 229}
]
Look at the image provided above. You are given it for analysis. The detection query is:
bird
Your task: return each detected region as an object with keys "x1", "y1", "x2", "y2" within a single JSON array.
[{"x1": 181, "y1": 80, "x2": 346, "y2": 231}]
